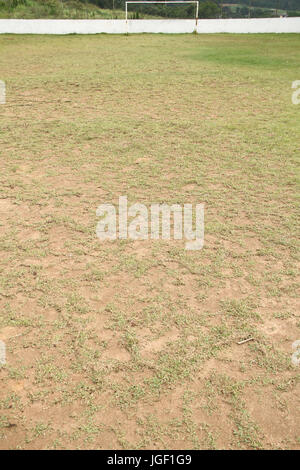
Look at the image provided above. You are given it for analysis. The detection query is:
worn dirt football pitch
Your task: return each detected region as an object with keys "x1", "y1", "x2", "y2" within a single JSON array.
[{"x1": 0, "y1": 33, "x2": 299, "y2": 450}]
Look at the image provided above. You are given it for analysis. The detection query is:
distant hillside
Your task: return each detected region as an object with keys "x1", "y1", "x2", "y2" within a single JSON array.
[
  {"x1": 88, "y1": 0, "x2": 300, "y2": 14},
  {"x1": 224, "y1": 0, "x2": 299, "y2": 9},
  {"x1": 221, "y1": 0, "x2": 300, "y2": 17},
  {"x1": 0, "y1": 0, "x2": 299, "y2": 19},
  {"x1": 0, "y1": 0, "x2": 164, "y2": 19},
  {"x1": 0, "y1": 0, "x2": 126, "y2": 19}
]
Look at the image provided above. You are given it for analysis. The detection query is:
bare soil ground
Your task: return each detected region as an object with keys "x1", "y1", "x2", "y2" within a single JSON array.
[{"x1": 0, "y1": 33, "x2": 299, "y2": 449}]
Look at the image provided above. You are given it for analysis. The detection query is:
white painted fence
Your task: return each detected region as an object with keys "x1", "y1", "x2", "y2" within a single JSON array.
[{"x1": 0, "y1": 18, "x2": 299, "y2": 35}]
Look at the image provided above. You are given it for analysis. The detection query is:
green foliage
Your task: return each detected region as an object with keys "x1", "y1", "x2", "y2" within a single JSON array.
[
  {"x1": 198, "y1": 1, "x2": 221, "y2": 18},
  {"x1": 0, "y1": 0, "x2": 117, "y2": 18},
  {"x1": 225, "y1": 0, "x2": 299, "y2": 9},
  {"x1": 0, "y1": 0, "x2": 299, "y2": 18}
]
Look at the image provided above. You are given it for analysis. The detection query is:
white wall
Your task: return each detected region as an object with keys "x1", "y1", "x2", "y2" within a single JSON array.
[
  {"x1": 198, "y1": 18, "x2": 300, "y2": 33},
  {"x1": 0, "y1": 18, "x2": 299, "y2": 35},
  {"x1": 0, "y1": 19, "x2": 128, "y2": 35}
]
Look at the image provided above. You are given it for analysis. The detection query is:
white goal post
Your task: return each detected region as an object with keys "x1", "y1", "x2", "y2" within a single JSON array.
[{"x1": 125, "y1": 1, "x2": 199, "y2": 25}]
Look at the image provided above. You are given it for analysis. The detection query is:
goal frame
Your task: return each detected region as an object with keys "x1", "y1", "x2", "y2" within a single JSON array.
[{"x1": 125, "y1": 1, "x2": 199, "y2": 25}]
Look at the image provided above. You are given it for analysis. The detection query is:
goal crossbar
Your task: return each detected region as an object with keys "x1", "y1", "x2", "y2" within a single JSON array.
[{"x1": 125, "y1": 1, "x2": 199, "y2": 24}]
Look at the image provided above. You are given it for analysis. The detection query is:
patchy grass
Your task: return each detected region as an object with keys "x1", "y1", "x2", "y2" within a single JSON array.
[{"x1": 0, "y1": 33, "x2": 299, "y2": 450}]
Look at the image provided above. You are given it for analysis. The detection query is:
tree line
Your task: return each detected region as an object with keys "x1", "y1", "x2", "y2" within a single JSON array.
[{"x1": 85, "y1": 0, "x2": 299, "y2": 17}]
